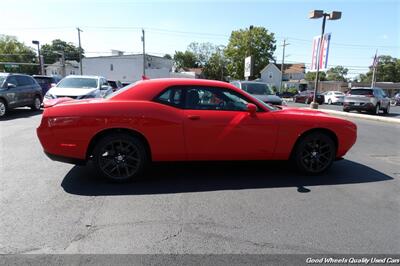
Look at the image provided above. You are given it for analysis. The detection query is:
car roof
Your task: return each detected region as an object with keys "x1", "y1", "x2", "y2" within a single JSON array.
[
  {"x1": 64, "y1": 75, "x2": 103, "y2": 79},
  {"x1": 351, "y1": 87, "x2": 373, "y2": 90},
  {"x1": 111, "y1": 78, "x2": 242, "y2": 101}
]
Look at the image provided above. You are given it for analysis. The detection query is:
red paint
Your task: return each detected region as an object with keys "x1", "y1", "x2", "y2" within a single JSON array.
[{"x1": 37, "y1": 78, "x2": 357, "y2": 163}]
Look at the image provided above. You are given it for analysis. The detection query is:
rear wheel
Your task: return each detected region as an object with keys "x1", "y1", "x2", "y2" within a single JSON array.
[
  {"x1": 0, "y1": 99, "x2": 7, "y2": 117},
  {"x1": 305, "y1": 98, "x2": 310, "y2": 104},
  {"x1": 293, "y1": 132, "x2": 336, "y2": 175},
  {"x1": 93, "y1": 133, "x2": 148, "y2": 182},
  {"x1": 30, "y1": 96, "x2": 41, "y2": 111},
  {"x1": 383, "y1": 103, "x2": 390, "y2": 114}
]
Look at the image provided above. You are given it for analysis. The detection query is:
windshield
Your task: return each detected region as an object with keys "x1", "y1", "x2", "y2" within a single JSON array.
[
  {"x1": 57, "y1": 78, "x2": 98, "y2": 89},
  {"x1": 334, "y1": 92, "x2": 344, "y2": 95},
  {"x1": 242, "y1": 83, "x2": 274, "y2": 95}
]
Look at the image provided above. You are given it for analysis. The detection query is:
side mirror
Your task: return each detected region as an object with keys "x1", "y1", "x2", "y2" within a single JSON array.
[
  {"x1": 247, "y1": 103, "x2": 257, "y2": 116},
  {"x1": 100, "y1": 85, "x2": 111, "y2": 90},
  {"x1": 7, "y1": 83, "x2": 17, "y2": 89}
]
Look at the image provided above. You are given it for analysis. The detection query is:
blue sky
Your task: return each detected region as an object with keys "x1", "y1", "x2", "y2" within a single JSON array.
[{"x1": 1, "y1": 0, "x2": 399, "y2": 77}]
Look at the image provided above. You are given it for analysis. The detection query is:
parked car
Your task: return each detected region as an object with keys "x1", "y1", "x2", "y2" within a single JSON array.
[
  {"x1": 44, "y1": 75, "x2": 113, "y2": 103},
  {"x1": 0, "y1": 73, "x2": 42, "y2": 117},
  {"x1": 343, "y1": 87, "x2": 390, "y2": 115},
  {"x1": 230, "y1": 80, "x2": 285, "y2": 105},
  {"x1": 390, "y1": 92, "x2": 400, "y2": 106},
  {"x1": 107, "y1": 80, "x2": 123, "y2": 92},
  {"x1": 293, "y1": 90, "x2": 324, "y2": 104},
  {"x1": 32, "y1": 75, "x2": 62, "y2": 95},
  {"x1": 324, "y1": 91, "x2": 345, "y2": 105},
  {"x1": 37, "y1": 78, "x2": 357, "y2": 182}
]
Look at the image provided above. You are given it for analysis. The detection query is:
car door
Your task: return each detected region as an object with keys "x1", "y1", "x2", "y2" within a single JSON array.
[
  {"x1": 14, "y1": 75, "x2": 32, "y2": 105},
  {"x1": 4, "y1": 76, "x2": 22, "y2": 107},
  {"x1": 183, "y1": 86, "x2": 278, "y2": 160},
  {"x1": 379, "y1": 89, "x2": 390, "y2": 109}
]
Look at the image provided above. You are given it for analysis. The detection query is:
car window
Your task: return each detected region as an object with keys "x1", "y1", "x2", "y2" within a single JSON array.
[
  {"x1": 155, "y1": 87, "x2": 183, "y2": 107},
  {"x1": 241, "y1": 83, "x2": 273, "y2": 95},
  {"x1": 6, "y1": 76, "x2": 18, "y2": 86},
  {"x1": 57, "y1": 78, "x2": 98, "y2": 89},
  {"x1": 350, "y1": 89, "x2": 373, "y2": 96},
  {"x1": 16, "y1": 76, "x2": 32, "y2": 86},
  {"x1": 185, "y1": 87, "x2": 249, "y2": 111}
]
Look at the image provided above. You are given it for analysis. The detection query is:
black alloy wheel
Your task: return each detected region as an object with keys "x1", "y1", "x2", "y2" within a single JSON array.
[
  {"x1": 31, "y1": 96, "x2": 42, "y2": 111},
  {"x1": 93, "y1": 133, "x2": 147, "y2": 182},
  {"x1": 294, "y1": 132, "x2": 336, "y2": 174}
]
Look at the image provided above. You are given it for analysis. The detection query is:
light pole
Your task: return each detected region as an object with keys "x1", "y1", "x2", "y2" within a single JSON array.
[
  {"x1": 309, "y1": 10, "x2": 341, "y2": 109},
  {"x1": 32, "y1": 40, "x2": 44, "y2": 75}
]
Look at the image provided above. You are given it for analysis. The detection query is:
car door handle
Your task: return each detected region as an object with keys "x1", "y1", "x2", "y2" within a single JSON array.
[{"x1": 187, "y1": 115, "x2": 200, "y2": 120}]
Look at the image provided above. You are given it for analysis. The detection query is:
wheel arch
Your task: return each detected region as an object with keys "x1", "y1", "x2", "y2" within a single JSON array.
[
  {"x1": 290, "y1": 128, "x2": 339, "y2": 159},
  {"x1": 0, "y1": 96, "x2": 8, "y2": 107},
  {"x1": 86, "y1": 128, "x2": 152, "y2": 161}
]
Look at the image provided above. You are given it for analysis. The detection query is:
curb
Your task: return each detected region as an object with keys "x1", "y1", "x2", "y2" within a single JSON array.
[{"x1": 311, "y1": 108, "x2": 400, "y2": 124}]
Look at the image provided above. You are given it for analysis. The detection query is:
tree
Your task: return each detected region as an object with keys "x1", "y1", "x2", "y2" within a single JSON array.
[
  {"x1": 203, "y1": 50, "x2": 227, "y2": 81},
  {"x1": 187, "y1": 42, "x2": 217, "y2": 67},
  {"x1": 40, "y1": 39, "x2": 84, "y2": 64},
  {"x1": 360, "y1": 55, "x2": 400, "y2": 83},
  {"x1": 163, "y1": 54, "x2": 172, "y2": 60},
  {"x1": 0, "y1": 35, "x2": 37, "y2": 74},
  {"x1": 305, "y1": 71, "x2": 327, "y2": 81},
  {"x1": 326, "y1": 66, "x2": 348, "y2": 81},
  {"x1": 173, "y1": 51, "x2": 198, "y2": 71},
  {"x1": 224, "y1": 26, "x2": 276, "y2": 80}
]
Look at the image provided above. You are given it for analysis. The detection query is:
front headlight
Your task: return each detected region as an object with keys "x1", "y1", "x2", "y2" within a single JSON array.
[{"x1": 44, "y1": 92, "x2": 55, "y2": 99}]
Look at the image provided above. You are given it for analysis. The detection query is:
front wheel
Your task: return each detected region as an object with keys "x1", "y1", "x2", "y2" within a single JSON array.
[
  {"x1": 0, "y1": 99, "x2": 7, "y2": 117},
  {"x1": 383, "y1": 103, "x2": 390, "y2": 114},
  {"x1": 93, "y1": 133, "x2": 148, "y2": 182},
  {"x1": 328, "y1": 99, "x2": 332, "y2": 105},
  {"x1": 293, "y1": 132, "x2": 336, "y2": 175},
  {"x1": 30, "y1": 96, "x2": 42, "y2": 111}
]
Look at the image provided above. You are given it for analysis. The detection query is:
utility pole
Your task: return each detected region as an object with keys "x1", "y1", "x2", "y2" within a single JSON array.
[
  {"x1": 279, "y1": 39, "x2": 290, "y2": 93},
  {"x1": 77, "y1": 27, "x2": 83, "y2": 75},
  {"x1": 142, "y1": 29, "x2": 146, "y2": 77},
  {"x1": 371, "y1": 50, "x2": 378, "y2": 88}
]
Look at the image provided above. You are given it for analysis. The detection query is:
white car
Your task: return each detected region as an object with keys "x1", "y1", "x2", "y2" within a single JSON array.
[
  {"x1": 44, "y1": 75, "x2": 113, "y2": 101},
  {"x1": 324, "y1": 91, "x2": 345, "y2": 105}
]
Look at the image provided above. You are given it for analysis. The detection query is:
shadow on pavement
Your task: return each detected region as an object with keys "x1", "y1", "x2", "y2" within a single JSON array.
[
  {"x1": 0, "y1": 108, "x2": 42, "y2": 121},
  {"x1": 61, "y1": 159, "x2": 393, "y2": 196}
]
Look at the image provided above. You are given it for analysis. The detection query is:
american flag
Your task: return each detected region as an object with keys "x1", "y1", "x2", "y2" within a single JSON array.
[{"x1": 372, "y1": 50, "x2": 379, "y2": 68}]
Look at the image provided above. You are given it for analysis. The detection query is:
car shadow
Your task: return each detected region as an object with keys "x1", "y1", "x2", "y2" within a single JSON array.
[
  {"x1": 61, "y1": 159, "x2": 393, "y2": 196},
  {"x1": 0, "y1": 108, "x2": 43, "y2": 121}
]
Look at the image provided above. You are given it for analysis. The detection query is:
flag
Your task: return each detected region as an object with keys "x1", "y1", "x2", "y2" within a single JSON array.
[
  {"x1": 310, "y1": 33, "x2": 331, "y2": 71},
  {"x1": 372, "y1": 50, "x2": 379, "y2": 68}
]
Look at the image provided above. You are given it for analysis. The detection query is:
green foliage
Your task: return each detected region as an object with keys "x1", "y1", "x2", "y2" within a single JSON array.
[
  {"x1": 224, "y1": 26, "x2": 276, "y2": 80},
  {"x1": 326, "y1": 66, "x2": 348, "y2": 81},
  {"x1": 359, "y1": 55, "x2": 400, "y2": 83},
  {"x1": 0, "y1": 35, "x2": 37, "y2": 74},
  {"x1": 163, "y1": 54, "x2": 172, "y2": 60},
  {"x1": 173, "y1": 50, "x2": 198, "y2": 70},
  {"x1": 203, "y1": 51, "x2": 227, "y2": 81},
  {"x1": 187, "y1": 42, "x2": 217, "y2": 67},
  {"x1": 287, "y1": 87, "x2": 298, "y2": 94},
  {"x1": 305, "y1": 71, "x2": 327, "y2": 81},
  {"x1": 41, "y1": 39, "x2": 84, "y2": 64}
]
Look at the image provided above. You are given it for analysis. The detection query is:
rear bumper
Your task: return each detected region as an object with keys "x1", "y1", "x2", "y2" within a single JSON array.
[
  {"x1": 343, "y1": 102, "x2": 374, "y2": 111},
  {"x1": 44, "y1": 151, "x2": 86, "y2": 165}
]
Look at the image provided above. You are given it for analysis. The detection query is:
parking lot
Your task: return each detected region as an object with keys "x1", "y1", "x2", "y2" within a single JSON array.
[{"x1": 0, "y1": 108, "x2": 399, "y2": 254}]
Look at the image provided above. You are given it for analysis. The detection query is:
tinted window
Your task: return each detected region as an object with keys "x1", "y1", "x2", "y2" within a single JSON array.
[
  {"x1": 155, "y1": 88, "x2": 183, "y2": 107},
  {"x1": 7, "y1": 76, "x2": 18, "y2": 86},
  {"x1": 241, "y1": 83, "x2": 273, "y2": 95},
  {"x1": 185, "y1": 87, "x2": 249, "y2": 111},
  {"x1": 16, "y1": 76, "x2": 33, "y2": 86},
  {"x1": 350, "y1": 89, "x2": 373, "y2": 96}
]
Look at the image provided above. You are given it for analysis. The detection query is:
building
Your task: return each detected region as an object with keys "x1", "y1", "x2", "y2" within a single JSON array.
[
  {"x1": 82, "y1": 53, "x2": 173, "y2": 83},
  {"x1": 45, "y1": 60, "x2": 80, "y2": 77},
  {"x1": 260, "y1": 63, "x2": 306, "y2": 89}
]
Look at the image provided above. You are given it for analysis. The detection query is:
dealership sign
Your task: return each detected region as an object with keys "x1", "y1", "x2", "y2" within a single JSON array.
[
  {"x1": 244, "y1": 56, "x2": 253, "y2": 78},
  {"x1": 310, "y1": 33, "x2": 331, "y2": 71}
]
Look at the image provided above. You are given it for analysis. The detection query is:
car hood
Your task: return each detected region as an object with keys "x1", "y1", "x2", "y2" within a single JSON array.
[
  {"x1": 253, "y1": 94, "x2": 282, "y2": 102},
  {"x1": 48, "y1": 87, "x2": 98, "y2": 96},
  {"x1": 276, "y1": 106, "x2": 330, "y2": 117}
]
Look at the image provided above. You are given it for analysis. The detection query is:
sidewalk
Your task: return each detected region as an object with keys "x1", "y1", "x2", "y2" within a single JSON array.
[{"x1": 312, "y1": 108, "x2": 400, "y2": 124}]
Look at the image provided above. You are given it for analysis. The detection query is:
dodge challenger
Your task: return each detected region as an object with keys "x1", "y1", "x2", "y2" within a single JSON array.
[{"x1": 37, "y1": 78, "x2": 357, "y2": 182}]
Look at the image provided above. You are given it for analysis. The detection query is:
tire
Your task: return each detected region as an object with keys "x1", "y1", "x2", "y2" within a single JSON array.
[
  {"x1": 383, "y1": 103, "x2": 390, "y2": 114},
  {"x1": 293, "y1": 132, "x2": 336, "y2": 175},
  {"x1": 0, "y1": 99, "x2": 7, "y2": 117},
  {"x1": 328, "y1": 99, "x2": 332, "y2": 105},
  {"x1": 305, "y1": 98, "x2": 310, "y2": 104},
  {"x1": 371, "y1": 104, "x2": 380, "y2": 115},
  {"x1": 92, "y1": 133, "x2": 148, "y2": 182},
  {"x1": 30, "y1": 96, "x2": 42, "y2": 111}
]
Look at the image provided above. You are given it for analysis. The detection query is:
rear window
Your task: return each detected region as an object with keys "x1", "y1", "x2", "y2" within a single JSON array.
[
  {"x1": 350, "y1": 89, "x2": 373, "y2": 96},
  {"x1": 34, "y1": 77, "x2": 53, "y2": 85}
]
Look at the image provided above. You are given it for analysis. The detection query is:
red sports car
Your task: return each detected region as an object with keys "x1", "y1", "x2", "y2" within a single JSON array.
[{"x1": 37, "y1": 78, "x2": 357, "y2": 182}]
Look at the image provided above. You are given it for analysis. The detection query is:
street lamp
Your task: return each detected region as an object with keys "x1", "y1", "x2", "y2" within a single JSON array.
[
  {"x1": 309, "y1": 10, "x2": 342, "y2": 109},
  {"x1": 32, "y1": 40, "x2": 44, "y2": 75}
]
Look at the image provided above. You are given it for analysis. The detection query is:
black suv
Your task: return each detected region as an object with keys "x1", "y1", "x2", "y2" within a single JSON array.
[
  {"x1": 0, "y1": 73, "x2": 43, "y2": 117},
  {"x1": 33, "y1": 75, "x2": 61, "y2": 95}
]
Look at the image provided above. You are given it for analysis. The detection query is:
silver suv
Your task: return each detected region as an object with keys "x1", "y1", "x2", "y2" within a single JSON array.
[{"x1": 343, "y1": 87, "x2": 390, "y2": 115}]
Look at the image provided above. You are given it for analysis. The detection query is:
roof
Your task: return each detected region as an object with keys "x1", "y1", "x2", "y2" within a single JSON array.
[
  {"x1": 260, "y1": 63, "x2": 305, "y2": 74},
  {"x1": 83, "y1": 53, "x2": 172, "y2": 61},
  {"x1": 64, "y1": 75, "x2": 103, "y2": 79}
]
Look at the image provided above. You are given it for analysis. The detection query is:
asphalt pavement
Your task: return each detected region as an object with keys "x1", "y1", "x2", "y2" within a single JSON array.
[{"x1": 0, "y1": 108, "x2": 399, "y2": 254}]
